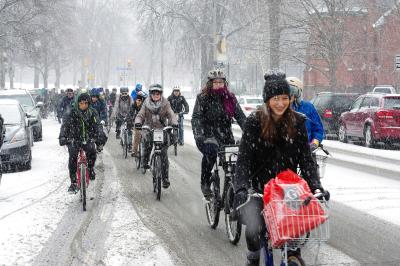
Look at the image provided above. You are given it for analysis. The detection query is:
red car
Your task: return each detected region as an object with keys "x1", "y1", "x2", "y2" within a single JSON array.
[{"x1": 338, "y1": 93, "x2": 400, "y2": 147}]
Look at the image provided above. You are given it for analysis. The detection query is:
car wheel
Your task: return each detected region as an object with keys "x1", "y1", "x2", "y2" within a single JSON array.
[
  {"x1": 364, "y1": 125, "x2": 375, "y2": 148},
  {"x1": 338, "y1": 123, "x2": 348, "y2": 143},
  {"x1": 24, "y1": 151, "x2": 32, "y2": 170}
]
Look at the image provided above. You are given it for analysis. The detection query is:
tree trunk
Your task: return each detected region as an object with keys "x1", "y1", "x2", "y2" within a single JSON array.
[
  {"x1": 9, "y1": 62, "x2": 14, "y2": 89},
  {"x1": 55, "y1": 57, "x2": 61, "y2": 89},
  {"x1": 160, "y1": 33, "x2": 165, "y2": 88},
  {"x1": 34, "y1": 61, "x2": 40, "y2": 88},
  {"x1": 268, "y1": 0, "x2": 281, "y2": 69},
  {"x1": 43, "y1": 52, "x2": 49, "y2": 89},
  {"x1": 0, "y1": 54, "x2": 5, "y2": 89}
]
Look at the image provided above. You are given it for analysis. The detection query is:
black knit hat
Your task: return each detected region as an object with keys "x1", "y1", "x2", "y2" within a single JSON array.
[
  {"x1": 77, "y1": 92, "x2": 91, "y2": 103},
  {"x1": 262, "y1": 70, "x2": 291, "y2": 102}
]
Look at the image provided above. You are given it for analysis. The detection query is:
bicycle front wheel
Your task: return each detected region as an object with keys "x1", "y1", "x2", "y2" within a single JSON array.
[
  {"x1": 224, "y1": 184, "x2": 241, "y2": 245},
  {"x1": 80, "y1": 164, "x2": 87, "y2": 211},
  {"x1": 135, "y1": 142, "x2": 141, "y2": 170},
  {"x1": 123, "y1": 132, "x2": 128, "y2": 159},
  {"x1": 205, "y1": 173, "x2": 220, "y2": 229},
  {"x1": 153, "y1": 155, "x2": 162, "y2": 201}
]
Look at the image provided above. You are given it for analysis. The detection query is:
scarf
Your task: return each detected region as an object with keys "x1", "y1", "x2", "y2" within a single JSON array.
[{"x1": 210, "y1": 86, "x2": 236, "y2": 119}]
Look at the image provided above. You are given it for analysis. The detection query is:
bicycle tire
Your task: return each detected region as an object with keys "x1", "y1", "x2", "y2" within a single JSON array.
[
  {"x1": 224, "y1": 184, "x2": 241, "y2": 245},
  {"x1": 153, "y1": 155, "x2": 162, "y2": 201},
  {"x1": 205, "y1": 173, "x2": 220, "y2": 229},
  {"x1": 135, "y1": 142, "x2": 141, "y2": 170},
  {"x1": 124, "y1": 131, "x2": 128, "y2": 159},
  {"x1": 80, "y1": 164, "x2": 87, "y2": 211}
]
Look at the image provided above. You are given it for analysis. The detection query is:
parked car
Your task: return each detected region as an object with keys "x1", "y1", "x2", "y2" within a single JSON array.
[
  {"x1": 372, "y1": 85, "x2": 396, "y2": 94},
  {"x1": 338, "y1": 93, "x2": 400, "y2": 147},
  {"x1": 237, "y1": 96, "x2": 263, "y2": 116},
  {"x1": 0, "y1": 89, "x2": 43, "y2": 141},
  {"x1": 0, "y1": 99, "x2": 32, "y2": 170},
  {"x1": 311, "y1": 92, "x2": 360, "y2": 137}
]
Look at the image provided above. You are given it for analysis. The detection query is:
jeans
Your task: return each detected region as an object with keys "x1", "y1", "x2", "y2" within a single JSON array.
[
  {"x1": 196, "y1": 140, "x2": 218, "y2": 186},
  {"x1": 67, "y1": 141, "x2": 96, "y2": 184},
  {"x1": 178, "y1": 114, "x2": 184, "y2": 144}
]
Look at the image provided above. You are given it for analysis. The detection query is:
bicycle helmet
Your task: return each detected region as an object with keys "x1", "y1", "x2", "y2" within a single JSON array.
[
  {"x1": 286, "y1": 77, "x2": 303, "y2": 100},
  {"x1": 173, "y1": 86, "x2": 180, "y2": 91},
  {"x1": 120, "y1": 87, "x2": 129, "y2": 95},
  {"x1": 149, "y1": 84, "x2": 163, "y2": 94},
  {"x1": 207, "y1": 69, "x2": 226, "y2": 80}
]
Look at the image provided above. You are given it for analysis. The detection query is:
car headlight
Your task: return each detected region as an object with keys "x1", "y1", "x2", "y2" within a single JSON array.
[{"x1": 10, "y1": 128, "x2": 27, "y2": 143}]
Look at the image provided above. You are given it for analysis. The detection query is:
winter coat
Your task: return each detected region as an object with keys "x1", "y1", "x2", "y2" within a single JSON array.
[
  {"x1": 58, "y1": 96, "x2": 74, "y2": 119},
  {"x1": 234, "y1": 111, "x2": 321, "y2": 194},
  {"x1": 167, "y1": 93, "x2": 189, "y2": 114},
  {"x1": 59, "y1": 105, "x2": 106, "y2": 145},
  {"x1": 109, "y1": 92, "x2": 117, "y2": 106},
  {"x1": 112, "y1": 95, "x2": 131, "y2": 119},
  {"x1": 91, "y1": 99, "x2": 108, "y2": 122},
  {"x1": 292, "y1": 100, "x2": 324, "y2": 143},
  {"x1": 135, "y1": 96, "x2": 177, "y2": 129},
  {"x1": 126, "y1": 102, "x2": 143, "y2": 128},
  {"x1": 191, "y1": 91, "x2": 246, "y2": 146}
]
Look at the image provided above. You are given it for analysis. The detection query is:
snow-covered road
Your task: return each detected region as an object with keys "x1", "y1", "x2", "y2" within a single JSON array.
[{"x1": 0, "y1": 119, "x2": 173, "y2": 265}]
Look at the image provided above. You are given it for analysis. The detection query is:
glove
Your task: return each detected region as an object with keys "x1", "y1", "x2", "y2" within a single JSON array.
[
  {"x1": 314, "y1": 187, "x2": 330, "y2": 201},
  {"x1": 96, "y1": 144, "x2": 103, "y2": 152},
  {"x1": 134, "y1": 123, "x2": 142, "y2": 129},
  {"x1": 59, "y1": 137, "x2": 67, "y2": 146},
  {"x1": 310, "y1": 139, "x2": 319, "y2": 152}
]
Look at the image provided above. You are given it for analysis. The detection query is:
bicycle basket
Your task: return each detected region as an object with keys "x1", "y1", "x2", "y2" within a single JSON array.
[{"x1": 263, "y1": 199, "x2": 329, "y2": 248}]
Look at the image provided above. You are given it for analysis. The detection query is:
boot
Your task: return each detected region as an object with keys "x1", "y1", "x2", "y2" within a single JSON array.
[
  {"x1": 162, "y1": 177, "x2": 170, "y2": 188},
  {"x1": 116, "y1": 129, "x2": 121, "y2": 139},
  {"x1": 68, "y1": 183, "x2": 77, "y2": 193},
  {"x1": 245, "y1": 250, "x2": 260, "y2": 266}
]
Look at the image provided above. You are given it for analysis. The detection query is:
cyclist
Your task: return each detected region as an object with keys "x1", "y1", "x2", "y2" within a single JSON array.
[
  {"x1": 131, "y1": 83, "x2": 148, "y2": 101},
  {"x1": 134, "y1": 84, "x2": 178, "y2": 188},
  {"x1": 90, "y1": 88, "x2": 108, "y2": 125},
  {"x1": 233, "y1": 71, "x2": 325, "y2": 266},
  {"x1": 287, "y1": 77, "x2": 324, "y2": 151},
  {"x1": 192, "y1": 69, "x2": 246, "y2": 198},
  {"x1": 127, "y1": 92, "x2": 145, "y2": 156},
  {"x1": 167, "y1": 86, "x2": 189, "y2": 145},
  {"x1": 112, "y1": 87, "x2": 132, "y2": 139},
  {"x1": 58, "y1": 92, "x2": 107, "y2": 193},
  {"x1": 57, "y1": 88, "x2": 75, "y2": 123},
  {"x1": 108, "y1": 88, "x2": 117, "y2": 120}
]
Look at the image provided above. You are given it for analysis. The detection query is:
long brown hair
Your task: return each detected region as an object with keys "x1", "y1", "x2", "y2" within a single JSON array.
[{"x1": 257, "y1": 103, "x2": 297, "y2": 143}]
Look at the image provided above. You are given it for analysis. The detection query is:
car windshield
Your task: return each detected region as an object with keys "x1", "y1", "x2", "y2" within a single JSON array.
[
  {"x1": 374, "y1": 88, "x2": 392, "y2": 93},
  {"x1": 332, "y1": 95, "x2": 358, "y2": 109},
  {"x1": 0, "y1": 104, "x2": 21, "y2": 124},
  {"x1": 246, "y1": 98, "x2": 263, "y2": 104},
  {"x1": 384, "y1": 97, "x2": 400, "y2": 109},
  {"x1": 0, "y1": 94, "x2": 34, "y2": 111}
]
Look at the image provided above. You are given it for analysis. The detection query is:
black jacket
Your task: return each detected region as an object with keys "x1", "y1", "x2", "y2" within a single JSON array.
[
  {"x1": 234, "y1": 111, "x2": 321, "y2": 193},
  {"x1": 191, "y1": 91, "x2": 246, "y2": 145},
  {"x1": 58, "y1": 96, "x2": 74, "y2": 119},
  {"x1": 59, "y1": 107, "x2": 106, "y2": 145},
  {"x1": 167, "y1": 94, "x2": 189, "y2": 114}
]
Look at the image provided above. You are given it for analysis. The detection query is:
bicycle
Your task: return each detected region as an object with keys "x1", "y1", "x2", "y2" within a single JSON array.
[
  {"x1": 120, "y1": 120, "x2": 131, "y2": 159},
  {"x1": 75, "y1": 141, "x2": 91, "y2": 212},
  {"x1": 141, "y1": 125, "x2": 174, "y2": 201},
  {"x1": 204, "y1": 144, "x2": 242, "y2": 244},
  {"x1": 237, "y1": 191, "x2": 330, "y2": 266},
  {"x1": 134, "y1": 129, "x2": 142, "y2": 170}
]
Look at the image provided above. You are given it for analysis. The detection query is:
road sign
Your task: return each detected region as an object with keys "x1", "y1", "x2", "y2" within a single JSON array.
[{"x1": 395, "y1": 55, "x2": 400, "y2": 70}]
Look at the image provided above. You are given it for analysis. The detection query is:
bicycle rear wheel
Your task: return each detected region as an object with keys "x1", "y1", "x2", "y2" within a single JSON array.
[
  {"x1": 153, "y1": 155, "x2": 162, "y2": 201},
  {"x1": 80, "y1": 164, "x2": 87, "y2": 211},
  {"x1": 205, "y1": 173, "x2": 220, "y2": 229},
  {"x1": 224, "y1": 184, "x2": 242, "y2": 245}
]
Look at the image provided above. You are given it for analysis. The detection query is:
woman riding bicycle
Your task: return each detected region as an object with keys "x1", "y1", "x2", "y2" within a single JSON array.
[
  {"x1": 233, "y1": 71, "x2": 326, "y2": 266},
  {"x1": 112, "y1": 87, "x2": 131, "y2": 139},
  {"x1": 134, "y1": 84, "x2": 178, "y2": 189},
  {"x1": 127, "y1": 93, "x2": 145, "y2": 156},
  {"x1": 191, "y1": 69, "x2": 246, "y2": 198}
]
